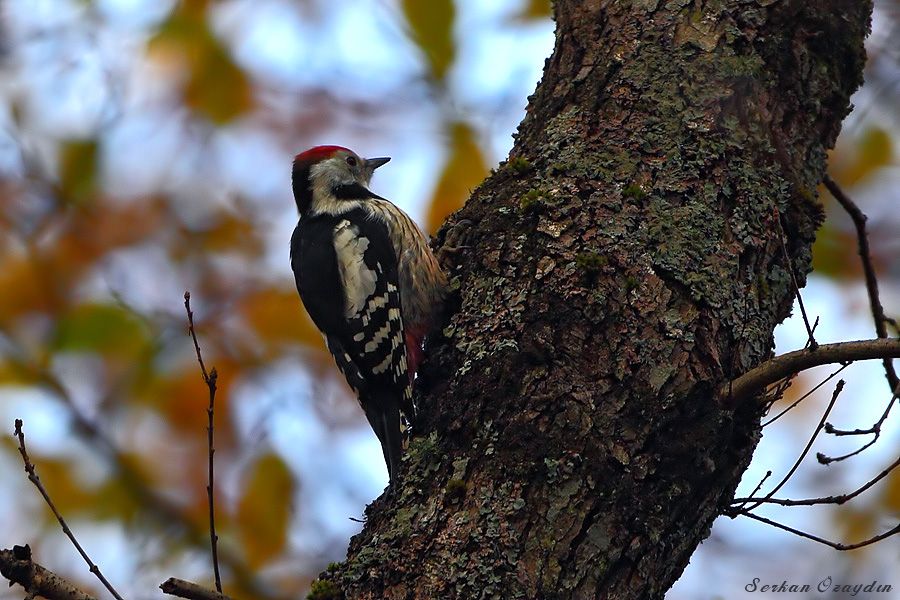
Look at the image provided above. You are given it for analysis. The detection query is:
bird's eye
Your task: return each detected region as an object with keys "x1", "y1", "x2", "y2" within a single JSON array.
[{"x1": 346, "y1": 156, "x2": 358, "y2": 167}]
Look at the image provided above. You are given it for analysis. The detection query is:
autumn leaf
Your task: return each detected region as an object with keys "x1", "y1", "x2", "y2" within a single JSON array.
[
  {"x1": 810, "y1": 221, "x2": 859, "y2": 280},
  {"x1": 236, "y1": 452, "x2": 294, "y2": 567},
  {"x1": 53, "y1": 303, "x2": 148, "y2": 357},
  {"x1": 148, "y1": 2, "x2": 252, "y2": 124},
  {"x1": 240, "y1": 288, "x2": 324, "y2": 352},
  {"x1": 828, "y1": 126, "x2": 893, "y2": 186},
  {"x1": 426, "y1": 121, "x2": 489, "y2": 233},
  {"x1": 402, "y1": 0, "x2": 456, "y2": 82},
  {"x1": 515, "y1": 0, "x2": 552, "y2": 20},
  {"x1": 58, "y1": 139, "x2": 99, "y2": 207}
]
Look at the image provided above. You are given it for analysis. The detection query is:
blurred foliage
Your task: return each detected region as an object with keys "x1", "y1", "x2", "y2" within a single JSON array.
[
  {"x1": 0, "y1": 0, "x2": 897, "y2": 598},
  {"x1": 517, "y1": 0, "x2": 552, "y2": 20},
  {"x1": 402, "y1": 0, "x2": 455, "y2": 83},
  {"x1": 148, "y1": 0, "x2": 252, "y2": 124},
  {"x1": 58, "y1": 140, "x2": 99, "y2": 206},
  {"x1": 53, "y1": 303, "x2": 148, "y2": 355},
  {"x1": 237, "y1": 452, "x2": 294, "y2": 568},
  {"x1": 426, "y1": 121, "x2": 489, "y2": 233},
  {"x1": 827, "y1": 127, "x2": 894, "y2": 186},
  {"x1": 0, "y1": 1, "x2": 527, "y2": 595}
]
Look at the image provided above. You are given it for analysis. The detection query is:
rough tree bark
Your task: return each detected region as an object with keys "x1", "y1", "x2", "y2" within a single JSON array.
[{"x1": 323, "y1": 1, "x2": 872, "y2": 598}]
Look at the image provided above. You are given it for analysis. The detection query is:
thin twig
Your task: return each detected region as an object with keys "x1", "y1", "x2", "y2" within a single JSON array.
[
  {"x1": 823, "y1": 174, "x2": 899, "y2": 394},
  {"x1": 13, "y1": 420, "x2": 126, "y2": 600},
  {"x1": 0, "y1": 346, "x2": 275, "y2": 598},
  {"x1": 762, "y1": 362, "x2": 849, "y2": 427},
  {"x1": 184, "y1": 292, "x2": 223, "y2": 593},
  {"x1": 161, "y1": 577, "x2": 235, "y2": 600},
  {"x1": 775, "y1": 211, "x2": 817, "y2": 350},
  {"x1": 733, "y1": 455, "x2": 900, "y2": 506},
  {"x1": 817, "y1": 438, "x2": 878, "y2": 465},
  {"x1": 818, "y1": 381, "x2": 900, "y2": 464},
  {"x1": 185, "y1": 292, "x2": 212, "y2": 382},
  {"x1": 735, "y1": 510, "x2": 900, "y2": 551},
  {"x1": 743, "y1": 381, "x2": 844, "y2": 512},
  {"x1": 719, "y1": 338, "x2": 900, "y2": 406},
  {"x1": 0, "y1": 339, "x2": 276, "y2": 599},
  {"x1": 733, "y1": 470, "x2": 772, "y2": 512}
]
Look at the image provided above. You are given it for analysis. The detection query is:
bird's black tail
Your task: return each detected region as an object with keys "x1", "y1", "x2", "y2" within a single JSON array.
[{"x1": 362, "y1": 391, "x2": 403, "y2": 483}]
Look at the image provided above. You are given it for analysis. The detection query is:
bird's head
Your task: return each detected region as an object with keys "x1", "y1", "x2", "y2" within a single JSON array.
[{"x1": 292, "y1": 145, "x2": 391, "y2": 215}]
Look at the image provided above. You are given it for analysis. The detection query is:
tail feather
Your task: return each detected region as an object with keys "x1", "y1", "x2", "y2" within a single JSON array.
[{"x1": 363, "y1": 392, "x2": 403, "y2": 483}]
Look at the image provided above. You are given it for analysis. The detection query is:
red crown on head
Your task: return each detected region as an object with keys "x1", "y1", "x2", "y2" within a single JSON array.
[{"x1": 294, "y1": 145, "x2": 353, "y2": 163}]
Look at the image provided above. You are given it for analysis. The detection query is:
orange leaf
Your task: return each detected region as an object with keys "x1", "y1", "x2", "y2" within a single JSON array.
[
  {"x1": 0, "y1": 254, "x2": 54, "y2": 321},
  {"x1": 145, "y1": 363, "x2": 235, "y2": 447},
  {"x1": 240, "y1": 288, "x2": 323, "y2": 351}
]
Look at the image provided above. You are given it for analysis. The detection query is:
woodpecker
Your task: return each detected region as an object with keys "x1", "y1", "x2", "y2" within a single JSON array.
[{"x1": 290, "y1": 145, "x2": 447, "y2": 483}]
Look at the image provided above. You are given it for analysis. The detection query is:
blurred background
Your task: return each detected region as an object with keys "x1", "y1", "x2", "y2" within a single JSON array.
[{"x1": 0, "y1": 1, "x2": 896, "y2": 598}]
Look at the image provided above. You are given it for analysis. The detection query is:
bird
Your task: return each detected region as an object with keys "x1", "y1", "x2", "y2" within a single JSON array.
[{"x1": 289, "y1": 145, "x2": 447, "y2": 483}]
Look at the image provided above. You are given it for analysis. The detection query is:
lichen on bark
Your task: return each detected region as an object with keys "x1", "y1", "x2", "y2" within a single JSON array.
[{"x1": 316, "y1": 1, "x2": 872, "y2": 598}]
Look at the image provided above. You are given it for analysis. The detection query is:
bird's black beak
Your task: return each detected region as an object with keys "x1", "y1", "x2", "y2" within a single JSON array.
[{"x1": 366, "y1": 156, "x2": 391, "y2": 171}]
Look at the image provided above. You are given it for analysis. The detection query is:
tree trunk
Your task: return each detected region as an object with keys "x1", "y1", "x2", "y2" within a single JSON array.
[{"x1": 324, "y1": 1, "x2": 871, "y2": 598}]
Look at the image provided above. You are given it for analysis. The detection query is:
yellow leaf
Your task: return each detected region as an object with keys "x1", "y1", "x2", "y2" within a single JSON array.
[
  {"x1": 0, "y1": 359, "x2": 41, "y2": 386},
  {"x1": 426, "y1": 121, "x2": 489, "y2": 233},
  {"x1": 516, "y1": 0, "x2": 552, "y2": 20},
  {"x1": 810, "y1": 222, "x2": 858, "y2": 280},
  {"x1": 236, "y1": 452, "x2": 294, "y2": 567},
  {"x1": 402, "y1": 0, "x2": 455, "y2": 82},
  {"x1": 828, "y1": 127, "x2": 893, "y2": 186},
  {"x1": 881, "y1": 465, "x2": 900, "y2": 512},
  {"x1": 52, "y1": 303, "x2": 148, "y2": 357},
  {"x1": 58, "y1": 139, "x2": 99, "y2": 206},
  {"x1": 148, "y1": 2, "x2": 252, "y2": 124},
  {"x1": 29, "y1": 456, "x2": 100, "y2": 518},
  {"x1": 837, "y1": 508, "x2": 874, "y2": 546},
  {"x1": 184, "y1": 40, "x2": 253, "y2": 124}
]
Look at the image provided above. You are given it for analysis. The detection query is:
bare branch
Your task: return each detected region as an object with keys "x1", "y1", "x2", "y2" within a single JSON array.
[
  {"x1": 732, "y1": 470, "x2": 772, "y2": 512},
  {"x1": 13, "y1": 419, "x2": 125, "y2": 600},
  {"x1": 743, "y1": 381, "x2": 843, "y2": 512},
  {"x1": 733, "y1": 455, "x2": 900, "y2": 506},
  {"x1": 184, "y1": 291, "x2": 223, "y2": 593},
  {"x1": 817, "y1": 381, "x2": 900, "y2": 464},
  {"x1": 823, "y1": 174, "x2": 899, "y2": 394},
  {"x1": 0, "y1": 546, "x2": 97, "y2": 600},
  {"x1": 762, "y1": 362, "x2": 849, "y2": 427},
  {"x1": 0, "y1": 331, "x2": 274, "y2": 597},
  {"x1": 735, "y1": 510, "x2": 900, "y2": 551},
  {"x1": 719, "y1": 338, "x2": 900, "y2": 406},
  {"x1": 161, "y1": 577, "x2": 235, "y2": 600}
]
